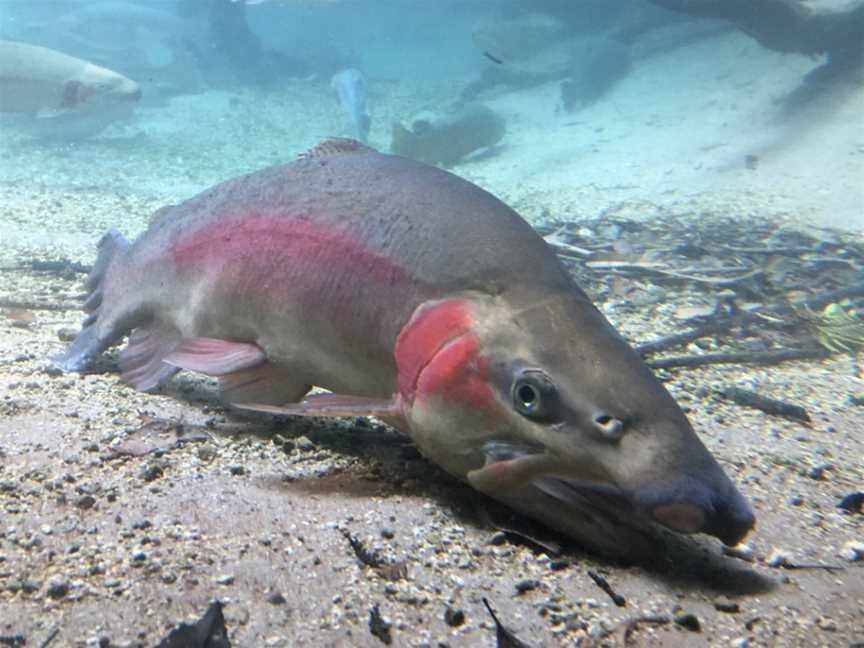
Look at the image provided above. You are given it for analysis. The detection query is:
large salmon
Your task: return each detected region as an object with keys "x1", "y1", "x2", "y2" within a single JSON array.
[{"x1": 56, "y1": 139, "x2": 754, "y2": 560}]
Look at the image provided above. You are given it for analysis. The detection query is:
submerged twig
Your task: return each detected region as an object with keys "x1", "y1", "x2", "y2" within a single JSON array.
[
  {"x1": 647, "y1": 348, "x2": 827, "y2": 370},
  {"x1": 0, "y1": 297, "x2": 79, "y2": 312},
  {"x1": 636, "y1": 281, "x2": 864, "y2": 356},
  {"x1": 587, "y1": 570, "x2": 626, "y2": 607},
  {"x1": 717, "y1": 386, "x2": 811, "y2": 423}
]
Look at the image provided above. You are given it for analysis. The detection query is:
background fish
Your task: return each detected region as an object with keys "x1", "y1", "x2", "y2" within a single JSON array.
[
  {"x1": 331, "y1": 68, "x2": 371, "y2": 142},
  {"x1": 0, "y1": 40, "x2": 141, "y2": 119}
]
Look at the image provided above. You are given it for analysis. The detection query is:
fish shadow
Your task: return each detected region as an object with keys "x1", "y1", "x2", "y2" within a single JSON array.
[{"x1": 134, "y1": 376, "x2": 774, "y2": 594}]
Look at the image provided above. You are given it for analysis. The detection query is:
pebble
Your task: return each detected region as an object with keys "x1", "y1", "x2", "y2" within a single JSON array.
[
  {"x1": 487, "y1": 531, "x2": 508, "y2": 546},
  {"x1": 714, "y1": 596, "x2": 740, "y2": 613},
  {"x1": 674, "y1": 613, "x2": 701, "y2": 632},
  {"x1": 443, "y1": 607, "x2": 465, "y2": 627},
  {"x1": 294, "y1": 436, "x2": 315, "y2": 451},
  {"x1": 766, "y1": 548, "x2": 790, "y2": 568},
  {"x1": 140, "y1": 464, "x2": 164, "y2": 482},
  {"x1": 229, "y1": 465, "x2": 246, "y2": 476},
  {"x1": 839, "y1": 541, "x2": 864, "y2": 562},
  {"x1": 515, "y1": 578, "x2": 540, "y2": 595},
  {"x1": 267, "y1": 591, "x2": 287, "y2": 605},
  {"x1": 46, "y1": 578, "x2": 70, "y2": 599},
  {"x1": 215, "y1": 574, "x2": 235, "y2": 585},
  {"x1": 380, "y1": 528, "x2": 395, "y2": 540},
  {"x1": 197, "y1": 445, "x2": 217, "y2": 462},
  {"x1": 76, "y1": 495, "x2": 96, "y2": 510},
  {"x1": 723, "y1": 543, "x2": 754, "y2": 561}
]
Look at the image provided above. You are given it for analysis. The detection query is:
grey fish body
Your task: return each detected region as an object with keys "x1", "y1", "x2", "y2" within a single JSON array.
[{"x1": 57, "y1": 139, "x2": 753, "y2": 561}]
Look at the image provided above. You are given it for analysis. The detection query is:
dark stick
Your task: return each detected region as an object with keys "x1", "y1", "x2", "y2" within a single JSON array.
[
  {"x1": 38, "y1": 628, "x2": 59, "y2": 648},
  {"x1": 718, "y1": 386, "x2": 811, "y2": 422},
  {"x1": 647, "y1": 348, "x2": 828, "y2": 370},
  {"x1": 587, "y1": 570, "x2": 626, "y2": 607}
]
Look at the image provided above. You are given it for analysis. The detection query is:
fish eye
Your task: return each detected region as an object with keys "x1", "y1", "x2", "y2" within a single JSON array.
[{"x1": 512, "y1": 370, "x2": 557, "y2": 421}]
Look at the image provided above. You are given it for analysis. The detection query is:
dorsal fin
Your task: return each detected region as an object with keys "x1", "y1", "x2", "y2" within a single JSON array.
[{"x1": 298, "y1": 137, "x2": 375, "y2": 160}]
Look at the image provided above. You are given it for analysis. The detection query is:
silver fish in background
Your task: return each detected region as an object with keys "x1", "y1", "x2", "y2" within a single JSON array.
[
  {"x1": 0, "y1": 40, "x2": 141, "y2": 118},
  {"x1": 55, "y1": 139, "x2": 754, "y2": 562},
  {"x1": 330, "y1": 68, "x2": 371, "y2": 142}
]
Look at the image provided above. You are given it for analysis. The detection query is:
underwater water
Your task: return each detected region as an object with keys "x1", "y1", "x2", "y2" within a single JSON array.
[{"x1": 0, "y1": 1, "x2": 862, "y2": 646}]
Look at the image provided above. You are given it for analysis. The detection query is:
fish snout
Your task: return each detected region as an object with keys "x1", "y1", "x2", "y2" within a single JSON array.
[{"x1": 635, "y1": 475, "x2": 755, "y2": 546}]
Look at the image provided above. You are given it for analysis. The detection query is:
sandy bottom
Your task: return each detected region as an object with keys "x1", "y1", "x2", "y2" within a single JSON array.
[{"x1": 0, "y1": 29, "x2": 862, "y2": 648}]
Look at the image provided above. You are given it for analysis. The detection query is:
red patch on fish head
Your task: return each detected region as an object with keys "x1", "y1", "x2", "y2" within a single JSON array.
[{"x1": 395, "y1": 299, "x2": 492, "y2": 409}]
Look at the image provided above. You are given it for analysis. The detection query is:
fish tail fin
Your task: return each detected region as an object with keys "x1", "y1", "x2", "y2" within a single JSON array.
[{"x1": 53, "y1": 228, "x2": 130, "y2": 372}]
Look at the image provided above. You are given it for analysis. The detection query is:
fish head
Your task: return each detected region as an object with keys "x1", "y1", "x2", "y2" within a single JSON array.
[
  {"x1": 65, "y1": 65, "x2": 142, "y2": 113},
  {"x1": 396, "y1": 293, "x2": 754, "y2": 552}
]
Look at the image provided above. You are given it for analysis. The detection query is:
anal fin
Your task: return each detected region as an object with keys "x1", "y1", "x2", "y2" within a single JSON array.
[{"x1": 219, "y1": 362, "x2": 310, "y2": 406}]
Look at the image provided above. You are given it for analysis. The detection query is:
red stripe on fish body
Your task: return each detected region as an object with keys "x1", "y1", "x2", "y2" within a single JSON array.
[
  {"x1": 172, "y1": 213, "x2": 410, "y2": 286},
  {"x1": 395, "y1": 299, "x2": 493, "y2": 409}
]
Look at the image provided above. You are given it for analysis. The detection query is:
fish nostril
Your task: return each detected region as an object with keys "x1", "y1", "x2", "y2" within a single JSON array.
[{"x1": 593, "y1": 413, "x2": 624, "y2": 441}]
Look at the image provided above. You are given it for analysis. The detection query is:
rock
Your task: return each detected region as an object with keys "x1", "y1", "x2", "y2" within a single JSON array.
[
  {"x1": 714, "y1": 596, "x2": 740, "y2": 613},
  {"x1": 380, "y1": 528, "x2": 395, "y2": 540},
  {"x1": 515, "y1": 578, "x2": 540, "y2": 595},
  {"x1": 674, "y1": 613, "x2": 701, "y2": 632},
  {"x1": 294, "y1": 436, "x2": 315, "y2": 452},
  {"x1": 46, "y1": 578, "x2": 70, "y2": 599},
  {"x1": 839, "y1": 541, "x2": 864, "y2": 562},
  {"x1": 766, "y1": 548, "x2": 791, "y2": 567},
  {"x1": 229, "y1": 464, "x2": 246, "y2": 476},
  {"x1": 76, "y1": 494, "x2": 96, "y2": 510},
  {"x1": 267, "y1": 591, "x2": 287, "y2": 605},
  {"x1": 215, "y1": 574, "x2": 235, "y2": 585},
  {"x1": 487, "y1": 531, "x2": 508, "y2": 546},
  {"x1": 140, "y1": 463, "x2": 164, "y2": 482},
  {"x1": 723, "y1": 543, "x2": 754, "y2": 561},
  {"x1": 444, "y1": 607, "x2": 465, "y2": 627}
]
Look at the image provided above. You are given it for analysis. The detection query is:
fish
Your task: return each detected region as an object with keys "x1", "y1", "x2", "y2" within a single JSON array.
[
  {"x1": 0, "y1": 40, "x2": 141, "y2": 119},
  {"x1": 330, "y1": 68, "x2": 371, "y2": 142},
  {"x1": 54, "y1": 138, "x2": 754, "y2": 561},
  {"x1": 390, "y1": 104, "x2": 505, "y2": 167}
]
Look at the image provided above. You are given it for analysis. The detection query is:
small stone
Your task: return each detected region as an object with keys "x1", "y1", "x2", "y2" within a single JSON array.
[
  {"x1": 76, "y1": 495, "x2": 96, "y2": 510},
  {"x1": 132, "y1": 519, "x2": 152, "y2": 530},
  {"x1": 731, "y1": 638, "x2": 751, "y2": 648},
  {"x1": 714, "y1": 596, "x2": 740, "y2": 613},
  {"x1": 215, "y1": 574, "x2": 235, "y2": 585},
  {"x1": 487, "y1": 531, "x2": 507, "y2": 546},
  {"x1": 161, "y1": 572, "x2": 177, "y2": 584},
  {"x1": 294, "y1": 436, "x2": 315, "y2": 452},
  {"x1": 197, "y1": 445, "x2": 217, "y2": 462},
  {"x1": 57, "y1": 327, "x2": 78, "y2": 342},
  {"x1": 267, "y1": 591, "x2": 287, "y2": 605},
  {"x1": 229, "y1": 465, "x2": 245, "y2": 476},
  {"x1": 380, "y1": 528, "x2": 395, "y2": 540},
  {"x1": 132, "y1": 550, "x2": 147, "y2": 562},
  {"x1": 549, "y1": 559, "x2": 570, "y2": 571},
  {"x1": 837, "y1": 492, "x2": 864, "y2": 514},
  {"x1": 816, "y1": 616, "x2": 837, "y2": 632},
  {"x1": 806, "y1": 463, "x2": 833, "y2": 480},
  {"x1": 839, "y1": 541, "x2": 864, "y2": 562},
  {"x1": 444, "y1": 607, "x2": 465, "y2": 627},
  {"x1": 723, "y1": 543, "x2": 754, "y2": 562},
  {"x1": 140, "y1": 464, "x2": 163, "y2": 482},
  {"x1": 674, "y1": 613, "x2": 701, "y2": 632},
  {"x1": 46, "y1": 578, "x2": 70, "y2": 599},
  {"x1": 515, "y1": 578, "x2": 539, "y2": 595},
  {"x1": 766, "y1": 548, "x2": 790, "y2": 568}
]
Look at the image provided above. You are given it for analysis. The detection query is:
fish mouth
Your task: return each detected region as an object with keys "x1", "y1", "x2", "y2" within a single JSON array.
[{"x1": 475, "y1": 442, "x2": 754, "y2": 546}]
